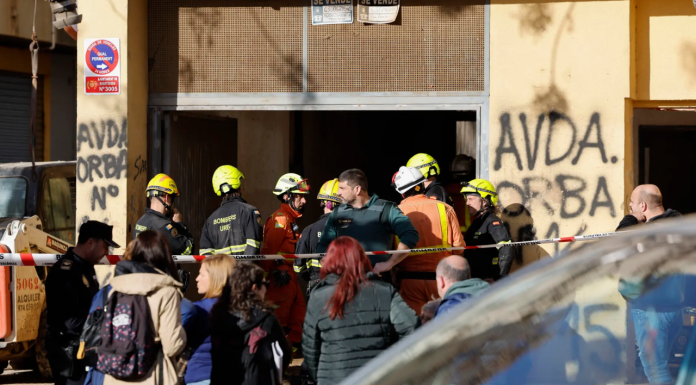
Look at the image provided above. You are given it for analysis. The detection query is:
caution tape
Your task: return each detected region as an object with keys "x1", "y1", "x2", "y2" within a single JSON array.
[{"x1": 0, "y1": 231, "x2": 619, "y2": 266}]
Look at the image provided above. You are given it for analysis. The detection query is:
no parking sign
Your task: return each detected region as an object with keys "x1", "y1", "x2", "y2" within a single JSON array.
[{"x1": 84, "y1": 38, "x2": 120, "y2": 95}]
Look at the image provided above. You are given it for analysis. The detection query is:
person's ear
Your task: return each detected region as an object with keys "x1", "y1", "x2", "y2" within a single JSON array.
[
  {"x1": 355, "y1": 185, "x2": 361, "y2": 195},
  {"x1": 251, "y1": 283, "x2": 258, "y2": 292}
]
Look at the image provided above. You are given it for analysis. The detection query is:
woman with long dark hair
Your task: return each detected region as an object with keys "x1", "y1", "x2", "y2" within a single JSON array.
[
  {"x1": 302, "y1": 236, "x2": 418, "y2": 385},
  {"x1": 102, "y1": 230, "x2": 186, "y2": 385},
  {"x1": 210, "y1": 262, "x2": 291, "y2": 385}
]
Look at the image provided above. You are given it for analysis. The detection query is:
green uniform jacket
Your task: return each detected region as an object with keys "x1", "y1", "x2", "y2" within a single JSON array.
[
  {"x1": 302, "y1": 273, "x2": 418, "y2": 385},
  {"x1": 316, "y1": 194, "x2": 419, "y2": 264}
]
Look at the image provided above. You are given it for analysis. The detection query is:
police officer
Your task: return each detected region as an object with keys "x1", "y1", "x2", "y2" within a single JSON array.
[
  {"x1": 317, "y1": 169, "x2": 420, "y2": 272},
  {"x1": 45, "y1": 221, "x2": 120, "y2": 385},
  {"x1": 294, "y1": 178, "x2": 342, "y2": 294},
  {"x1": 461, "y1": 179, "x2": 515, "y2": 281},
  {"x1": 407, "y1": 153, "x2": 453, "y2": 205},
  {"x1": 134, "y1": 173, "x2": 194, "y2": 256},
  {"x1": 200, "y1": 165, "x2": 263, "y2": 255}
]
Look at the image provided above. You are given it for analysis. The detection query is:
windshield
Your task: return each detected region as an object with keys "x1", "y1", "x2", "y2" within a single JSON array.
[{"x1": 0, "y1": 177, "x2": 27, "y2": 218}]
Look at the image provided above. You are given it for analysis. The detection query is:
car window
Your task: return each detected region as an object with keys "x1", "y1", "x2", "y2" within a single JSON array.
[
  {"x1": 0, "y1": 177, "x2": 27, "y2": 218},
  {"x1": 442, "y1": 274, "x2": 695, "y2": 385},
  {"x1": 41, "y1": 176, "x2": 76, "y2": 244}
]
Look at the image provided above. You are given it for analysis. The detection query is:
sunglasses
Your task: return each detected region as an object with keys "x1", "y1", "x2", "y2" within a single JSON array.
[{"x1": 258, "y1": 280, "x2": 270, "y2": 289}]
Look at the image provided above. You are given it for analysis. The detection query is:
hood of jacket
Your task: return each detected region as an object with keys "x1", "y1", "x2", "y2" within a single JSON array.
[
  {"x1": 233, "y1": 307, "x2": 273, "y2": 333},
  {"x1": 109, "y1": 261, "x2": 182, "y2": 295},
  {"x1": 648, "y1": 208, "x2": 681, "y2": 222},
  {"x1": 443, "y1": 278, "x2": 489, "y2": 299}
]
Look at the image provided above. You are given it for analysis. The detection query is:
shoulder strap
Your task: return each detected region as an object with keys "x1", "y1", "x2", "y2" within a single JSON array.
[
  {"x1": 379, "y1": 201, "x2": 394, "y2": 230},
  {"x1": 101, "y1": 285, "x2": 110, "y2": 309}
]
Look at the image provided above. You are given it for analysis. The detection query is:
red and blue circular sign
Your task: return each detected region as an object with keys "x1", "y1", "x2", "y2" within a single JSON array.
[{"x1": 85, "y1": 40, "x2": 119, "y2": 75}]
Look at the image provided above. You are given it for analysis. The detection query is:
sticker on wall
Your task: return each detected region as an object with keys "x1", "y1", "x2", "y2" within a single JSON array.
[
  {"x1": 358, "y1": 0, "x2": 400, "y2": 24},
  {"x1": 84, "y1": 38, "x2": 120, "y2": 95},
  {"x1": 312, "y1": 0, "x2": 353, "y2": 25}
]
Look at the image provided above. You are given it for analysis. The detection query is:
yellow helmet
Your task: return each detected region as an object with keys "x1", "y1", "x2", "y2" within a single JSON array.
[
  {"x1": 273, "y1": 173, "x2": 310, "y2": 195},
  {"x1": 317, "y1": 179, "x2": 341, "y2": 203},
  {"x1": 146, "y1": 174, "x2": 179, "y2": 197},
  {"x1": 407, "y1": 153, "x2": 440, "y2": 178},
  {"x1": 212, "y1": 165, "x2": 244, "y2": 196},
  {"x1": 461, "y1": 179, "x2": 498, "y2": 206}
]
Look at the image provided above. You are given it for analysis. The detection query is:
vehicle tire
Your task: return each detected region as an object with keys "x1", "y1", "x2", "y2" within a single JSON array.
[{"x1": 35, "y1": 305, "x2": 52, "y2": 378}]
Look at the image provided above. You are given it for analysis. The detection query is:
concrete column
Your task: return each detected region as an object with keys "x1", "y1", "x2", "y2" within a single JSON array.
[{"x1": 75, "y1": 0, "x2": 148, "y2": 251}]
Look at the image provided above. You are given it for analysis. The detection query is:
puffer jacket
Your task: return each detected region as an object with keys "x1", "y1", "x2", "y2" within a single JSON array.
[
  {"x1": 103, "y1": 261, "x2": 187, "y2": 385},
  {"x1": 302, "y1": 273, "x2": 418, "y2": 385}
]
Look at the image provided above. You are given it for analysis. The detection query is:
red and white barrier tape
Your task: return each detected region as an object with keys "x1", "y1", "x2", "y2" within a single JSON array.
[{"x1": 0, "y1": 231, "x2": 619, "y2": 266}]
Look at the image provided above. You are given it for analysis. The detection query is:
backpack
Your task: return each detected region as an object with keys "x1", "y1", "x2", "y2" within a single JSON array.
[
  {"x1": 213, "y1": 312, "x2": 283, "y2": 385},
  {"x1": 96, "y1": 290, "x2": 160, "y2": 380},
  {"x1": 241, "y1": 315, "x2": 282, "y2": 385},
  {"x1": 77, "y1": 285, "x2": 110, "y2": 367}
]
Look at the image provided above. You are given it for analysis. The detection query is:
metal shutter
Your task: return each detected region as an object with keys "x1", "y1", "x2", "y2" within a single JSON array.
[{"x1": 0, "y1": 71, "x2": 44, "y2": 163}]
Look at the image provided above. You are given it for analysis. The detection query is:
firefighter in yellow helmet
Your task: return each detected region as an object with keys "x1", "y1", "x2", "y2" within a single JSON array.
[
  {"x1": 134, "y1": 174, "x2": 194, "y2": 256},
  {"x1": 199, "y1": 165, "x2": 263, "y2": 256},
  {"x1": 260, "y1": 173, "x2": 310, "y2": 348},
  {"x1": 293, "y1": 178, "x2": 342, "y2": 294},
  {"x1": 461, "y1": 179, "x2": 515, "y2": 282},
  {"x1": 407, "y1": 153, "x2": 453, "y2": 205}
]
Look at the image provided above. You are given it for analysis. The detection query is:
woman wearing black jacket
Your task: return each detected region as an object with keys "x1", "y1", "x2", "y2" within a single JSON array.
[
  {"x1": 302, "y1": 236, "x2": 418, "y2": 385},
  {"x1": 210, "y1": 262, "x2": 291, "y2": 385}
]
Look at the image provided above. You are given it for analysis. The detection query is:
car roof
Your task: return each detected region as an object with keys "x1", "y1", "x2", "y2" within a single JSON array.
[
  {"x1": 0, "y1": 161, "x2": 76, "y2": 178},
  {"x1": 341, "y1": 215, "x2": 696, "y2": 385}
]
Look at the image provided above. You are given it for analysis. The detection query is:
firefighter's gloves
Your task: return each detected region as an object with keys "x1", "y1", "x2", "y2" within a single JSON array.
[{"x1": 270, "y1": 269, "x2": 291, "y2": 288}]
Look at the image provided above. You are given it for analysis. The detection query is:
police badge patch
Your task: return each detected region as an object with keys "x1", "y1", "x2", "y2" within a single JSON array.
[{"x1": 171, "y1": 228, "x2": 179, "y2": 237}]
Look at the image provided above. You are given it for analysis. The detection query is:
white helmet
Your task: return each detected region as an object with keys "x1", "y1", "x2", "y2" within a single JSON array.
[{"x1": 392, "y1": 166, "x2": 426, "y2": 194}]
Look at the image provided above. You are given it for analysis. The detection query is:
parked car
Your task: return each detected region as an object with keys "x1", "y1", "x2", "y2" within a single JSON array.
[{"x1": 342, "y1": 215, "x2": 696, "y2": 385}]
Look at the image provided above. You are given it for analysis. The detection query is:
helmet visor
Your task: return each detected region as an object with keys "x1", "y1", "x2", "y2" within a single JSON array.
[{"x1": 294, "y1": 179, "x2": 311, "y2": 193}]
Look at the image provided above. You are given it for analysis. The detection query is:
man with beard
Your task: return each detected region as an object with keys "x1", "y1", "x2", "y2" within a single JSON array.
[
  {"x1": 260, "y1": 173, "x2": 311, "y2": 351},
  {"x1": 317, "y1": 169, "x2": 419, "y2": 268}
]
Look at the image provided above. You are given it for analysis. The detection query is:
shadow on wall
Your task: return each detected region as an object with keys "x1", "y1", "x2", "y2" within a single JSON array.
[
  {"x1": 515, "y1": 4, "x2": 553, "y2": 37},
  {"x1": 499, "y1": 203, "x2": 550, "y2": 274},
  {"x1": 681, "y1": 41, "x2": 696, "y2": 85}
]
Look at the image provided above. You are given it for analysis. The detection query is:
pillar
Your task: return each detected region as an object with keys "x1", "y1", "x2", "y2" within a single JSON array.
[{"x1": 75, "y1": 0, "x2": 148, "y2": 252}]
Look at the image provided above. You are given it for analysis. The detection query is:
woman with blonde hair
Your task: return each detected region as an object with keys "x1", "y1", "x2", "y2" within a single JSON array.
[{"x1": 183, "y1": 255, "x2": 236, "y2": 385}]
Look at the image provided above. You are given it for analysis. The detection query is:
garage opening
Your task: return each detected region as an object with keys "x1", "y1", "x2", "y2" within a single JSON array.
[
  {"x1": 154, "y1": 109, "x2": 478, "y2": 238},
  {"x1": 634, "y1": 109, "x2": 696, "y2": 215}
]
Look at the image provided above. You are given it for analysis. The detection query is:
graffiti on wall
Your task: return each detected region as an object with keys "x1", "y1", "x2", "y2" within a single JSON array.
[
  {"x1": 494, "y1": 112, "x2": 619, "y2": 254},
  {"x1": 77, "y1": 119, "x2": 128, "y2": 212}
]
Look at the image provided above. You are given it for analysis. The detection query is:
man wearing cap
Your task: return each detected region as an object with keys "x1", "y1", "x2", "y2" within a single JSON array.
[{"x1": 45, "y1": 220, "x2": 120, "y2": 385}]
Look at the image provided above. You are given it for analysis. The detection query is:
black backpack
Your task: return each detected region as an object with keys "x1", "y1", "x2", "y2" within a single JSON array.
[
  {"x1": 213, "y1": 313, "x2": 283, "y2": 385},
  {"x1": 77, "y1": 286, "x2": 110, "y2": 367},
  {"x1": 96, "y1": 290, "x2": 160, "y2": 380}
]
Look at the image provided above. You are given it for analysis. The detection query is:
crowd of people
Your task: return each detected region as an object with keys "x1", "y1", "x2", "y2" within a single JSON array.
[{"x1": 42, "y1": 150, "x2": 684, "y2": 385}]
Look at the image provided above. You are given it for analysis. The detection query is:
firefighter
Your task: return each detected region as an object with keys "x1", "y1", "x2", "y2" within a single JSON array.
[
  {"x1": 407, "y1": 153, "x2": 453, "y2": 205},
  {"x1": 134, "y1": 173, "x2": 194, "y2": 256},
  {"x1": 260, "y1": 173, "x2": 309, "y2": 349},
  {"x1": 461, "y1": 179, "x2": 515, "y2": 282},
  {"x1": 446, "y1": 154, "x2": 476, "y2": 233},
  {"x1": 294, "y1": 178, "x2": 342, "y2": 295},
  {"x1": 200, "y1": 165, "x2": 263, "y2": 256},
  {"x1": 390, "y1": 166, "x2": 464, "y2": 313}
]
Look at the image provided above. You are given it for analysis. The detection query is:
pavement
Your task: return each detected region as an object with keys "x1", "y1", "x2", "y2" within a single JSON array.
[
  {"x1": 0, "y1": 359, "x2": 305, "y2": 385},
  {"x1": 0, "y1": 367, "x2": 51, "y2": 385}
]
